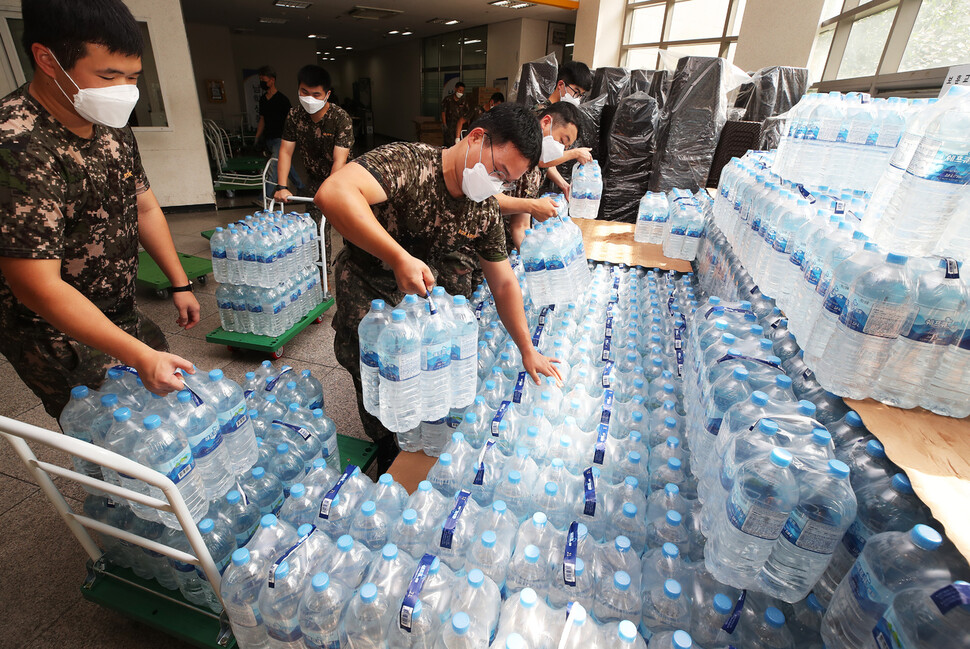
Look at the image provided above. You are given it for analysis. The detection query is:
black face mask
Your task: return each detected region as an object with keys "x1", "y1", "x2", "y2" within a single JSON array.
[{"x1": 260, "y1": 81, "x2": 269, "y2": 91}]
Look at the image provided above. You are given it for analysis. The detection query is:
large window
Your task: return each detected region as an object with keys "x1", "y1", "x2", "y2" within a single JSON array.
[
  {"x1": 622, "y1": 0, "x2": 745, "y2": 70},
  {"x1": 811, "y1": 0, "x2": 970, "y2": 96},
  {"x1": 420, "y1": 26, "x2": 488, "y2": 117}
]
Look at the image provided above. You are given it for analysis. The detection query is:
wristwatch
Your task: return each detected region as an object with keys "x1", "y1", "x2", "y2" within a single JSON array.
[
  {"x1": 171, "y1": 283, "x2": 193, "y2": 293},
  {"x1": 275, "y1": 184, "x2": 290, "y2": 193}
]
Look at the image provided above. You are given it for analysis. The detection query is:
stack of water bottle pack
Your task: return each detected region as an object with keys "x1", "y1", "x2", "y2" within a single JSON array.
[
  {"x1": 209, "y1": 209, "x2": 326, "y2": 337},
  {"x1": 518, "y1": 213, "x2": 592, "y2": 306},
  {"x1": 63, "y1": 360, "x2": 338, "y2": 614},
  {"x1": 568, "y1": 161, "x2": 604, "y2": 220},
  {"x1": 633, "y1": 188, "x2": 711, "y2": 263},
  {"x1": 711, "y1": 147, "x2": 970, "y2": 416}
]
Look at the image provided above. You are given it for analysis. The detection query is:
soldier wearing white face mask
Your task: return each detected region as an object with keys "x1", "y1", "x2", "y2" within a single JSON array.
[
  {"x1": 532, "y1": 60, "x2": 594, "y2": 196},
  {"x1": 275, "y1": 65, "x2": 354, "y2": 268}
]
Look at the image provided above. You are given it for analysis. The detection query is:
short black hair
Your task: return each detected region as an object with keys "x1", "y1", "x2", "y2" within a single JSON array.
[
  {"x1": 540, "y1": 101, "x2": 582, "y2": 130},
  {"x1": 257, "y1": 65, "x2": 276, "y2": 79},
  {"x1": 557, "y1": 60, "x2": 593, "y2": 92},
  {"x1": 470, "y1": 102, "x2": 541, "y2": 169},
  {"x1": 22, "y1": 0, "x2": 143, "y2": 71},
  {"x1": 490, "y1": 92, "x2": 505, "y2": 104},
  {"x1": 297, "y1": 65, "x2": 332, "y2": 92},
  {"x1": 454, "y1": 81, "x2": 465, "y2": 89}
]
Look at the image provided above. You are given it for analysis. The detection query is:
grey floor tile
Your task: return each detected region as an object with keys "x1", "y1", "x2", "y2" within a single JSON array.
[
  {"x1": 323, "y1": 365, "x2": 366, "y2": 442},
  {"x1": 273, "y1": 312, "x2": 338, "y2": 368},
  {"x1": 0, "y1": 472, "x2": 37, "y2": 516},
  {"x1": 27, "y1": 598, "x2": 195, "y2": 649},
  {"x1": 165, "y1": 333, "x2": 235, "y2": 370},
  {"x1": 0, "y1": 364, "x2": 42, "y2": 418},
  {"x1": 135, "y1": 291, "x2": 219, "y2": 338},
  {"x1": 0, "y1": 491, "x2": 89, "y2": 646},
  {"x1": 180, "y1": 311, "x2": 223, "y2": 342}
]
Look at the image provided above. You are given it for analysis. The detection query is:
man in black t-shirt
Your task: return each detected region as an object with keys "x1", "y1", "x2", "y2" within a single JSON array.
[{"x1": 254, "y1": 65, "x2": 303, "y2": 196}]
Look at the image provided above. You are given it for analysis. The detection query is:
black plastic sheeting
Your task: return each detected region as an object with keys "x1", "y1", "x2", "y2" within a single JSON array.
[
  {"x1": 759, "y1": 114, "x2": 788, "y2": 150},
  {"x1": 512, "y1": 53, "x2": 558, "y2": 106},
  {"x1": 589, "y1": 67, "x2": 631, "y2": 105},
  {"x1": 736, "y1": 66, "x2": 809, "y2": 122},
  {"x1": 549, "y1": 93, "x2": 610, "y2": 189},
  {"x1": 647, "y1": 70, "x2": 671, "y2": 110},
  {"x1": 598, "y1": 92, "x2": 661, "y2": 223},
  {"x1": 649, "y1": 57, "x2": 729, "y2": 193},
  {"x1": 622, "y1": 69, "x2": 656, "y2": 99}
]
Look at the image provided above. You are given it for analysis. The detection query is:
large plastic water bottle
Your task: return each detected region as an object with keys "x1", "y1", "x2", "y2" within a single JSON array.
[
  {"x1": 421, "y1": 301, "x2": 453, "y2": 423},
  {"x1": 209, "y1": 227, "x2": 229, "y2": 283},
  {"x1": 59, "y1": 385, "x2": 105, "y2": 487},
  {"x1": 820, "y1": 525, "x2": 950, "y2": 649},
  {"x1": 640, "y1": 578, "x2": 691, "y2": 640},
  {"x1": 359, "y1": 300, "x2": 389, "y2": 417},
  {"x1": 298, "y1": 572, "x2": 347, "y2": 649},
  {"x1": 340, "y1": 583, "x2": 391, "y2": 649},
  {"x1": 191, "y1": 369, "x2": 258, "y2": 475},
  {"x1": 258, "y1": 560, "x2": 305, "y2": 649},
  {"x1": 757, "y1": 459, "x2": 857, "y2": 602},
  {"x1": 593, "y1": 569, "x2": 640, "y2": 624},
  {"x1": 378, "y1": 309, "x2": 423, "y2": 433},
  {"x1": 872, "y1": 581, "x2": 970, "y2": 649},
  {"x1": 173, "y1": 390, "x2": 234, "y2": 500},
  {"x1": 220, "y1": 548, "x2": 269, "y2": 649},
  {"x1": 705, "y1": 448, "x2": 798, "y2": 589},
  {"x1": 450, "y1": 295, "x2": 478, "y2": 409}
]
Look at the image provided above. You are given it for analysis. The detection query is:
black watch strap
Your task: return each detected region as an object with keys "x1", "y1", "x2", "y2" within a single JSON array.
[
  {"x1": 170, "y1": 283, "x2": 193, "y2": 293},
  {"x1": 275, "y1": 184, "x2": 290, "y2": 192}
]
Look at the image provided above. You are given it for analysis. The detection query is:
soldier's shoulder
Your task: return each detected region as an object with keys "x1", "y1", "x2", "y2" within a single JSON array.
[{"x1": 0, "y1": 86, "x2": 48, "y2": 147}]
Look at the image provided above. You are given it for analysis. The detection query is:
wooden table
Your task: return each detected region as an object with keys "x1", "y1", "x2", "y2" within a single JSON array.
[
  {"x1": 844, "y1": 398, "x2": 970, "y2": 561},
  {"x1": 575, "y1": 219, "x2": 694, "y2": 273}
]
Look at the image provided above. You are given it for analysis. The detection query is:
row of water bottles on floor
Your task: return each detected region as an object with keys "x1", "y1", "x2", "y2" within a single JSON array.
[
  {"x1": 61, "y1": 361, "x2": 332, "y2": 530},
  {"x1": 519, "y1": 214, "x2": 592, "y2": 306},
  {"x1": 216, "y1": 267, "x2": 326, "y2": 337},
  {"x1": 568, "y1": 161, "x2": 603, "y2": 220},
  {"x1": 634, "y1": 188, "x2": 711, "y2": 262},
  {"x1": 358, "y1": 288, "x2": 479, "y2": 434},
  {"x1": 711, "y1": 150, "x2": 970, "y2": 415},
  {"x1": 209, "y1": 210, "x2": 321, "y2": 288}
]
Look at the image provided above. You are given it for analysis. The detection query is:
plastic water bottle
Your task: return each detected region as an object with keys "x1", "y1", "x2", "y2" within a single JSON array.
[
  {"x1": 741, "y1": 606, "x2": 795, "y2": 649},
  {"x1": 340, "y1": 583, "x2": 391, "y2": 649},
  {"x1": 190, "y1": 369, "x2": 258, "y2": 475},
  {"x1": 452, "y1": 568, "x2": 502, "y2": 640},
  {"x1": 241, "y1": 467, "x2": 285, "y2": 516},
  {"x1": 59, "y1": 385, "x2": 106, "y2": 487},
  {"x1": 640, "y1": 578, "x2": 691, "y2": 640},
  {"x1": 688, "y1": 592, "x2": 735, "y2": 649},
  {"x1": 647, "y1": 630, "x2": 694, "y2": 649},
  {"x1": 593, "y1": 570, "x2": 640, "y2": 624},
  {"x1": 196, "y1": 516, "x2": 236, "y2": 583},
  {"x1": 378, "y1": 310, "x2": 423, "y2": 433},
  {"x1": 359, "y1": 300, "x2": 389, "y2": 417},
  {"x1": 872, "y1": 581, "x2": 970, "y2": 649},
  {"x1": 821, "y1": 525, "x2": 950, "y2": 649},
  {"x1": 172, "y1": 390, "x2": 233, "y2": 500},
  {"x1": 221, "y1": 490, "x2": 261, "y2": 548},
  {"x1": 258, "y1": 560, "x2": 304, "y2": 649},
  {"x1": 386, "y1": 598, "x2": 438, "y2": 649},
  {"x1": 220, "y1": 548, "x2": 269, "y2": 649},
  {"x1": 705, "y1": 448, "x2": 798, "y2": 589},
  {"x1": 450, "y1": 295, "x2": 479, "y2": 409},
  {"x1": 421, "y1": 301, "x2": 453, "y2": 422},
  {"x1": 298, "y1": 574, "x2": 347, "y2": 648}
]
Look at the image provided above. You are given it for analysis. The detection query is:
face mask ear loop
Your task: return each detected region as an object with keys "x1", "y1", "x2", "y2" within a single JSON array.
[{"x1": 47, "y1": 50, "x2": 82, "y2": 105}]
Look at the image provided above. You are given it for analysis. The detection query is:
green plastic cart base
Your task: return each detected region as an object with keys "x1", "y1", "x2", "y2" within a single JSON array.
[
  {"x1": 137, "y1": 250, "x2": 213, "y2": 299},
  {"x1": 81, "y1": 559, "x2": 235, "y2": 648},
  {"x1": 337, "y1": 434, "x2": 377, "y2": 472},
  {"x1": 205, "y1": 297, "x2": 334, "y2": 359},
  {"x1": 201, "y1": 229, "x2": 214, "y2": 240}
]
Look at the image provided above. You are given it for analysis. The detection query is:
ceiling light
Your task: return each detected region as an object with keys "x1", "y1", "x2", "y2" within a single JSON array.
[
  {"x1": 489, "y1": 0, "x2": 535, "y2": 7},
  {"x1": 445, "y1": 19, "x2": 461, "y2": 25},
  {"x1": 335, "y1": 45, "x2": 343, "y2": 49},
  {"x1": 388, "y1": 30, "x2": 399, "y2": 34},
  {"x1": 463, "y1": 39, "x2": 481, "y2": 44},
  {"x1": 316, "y1": 51, "x2": 321, "y2": 54},
  {"x1": 427, "y1": 18, "x2": 462, "y2": 25},
  {"x1": 401, "y1": 30, "x2": 413, "y2": 35},
  {"x1": 275, "y1": 0, "x2": 312, "y2": 7},
  {"x1": 511, "y1": 2, "x2": 534, "y2": 7},
  {"x1": 308, "y1": 33, "x2": 316, "y2": 38},
  {"x1": 566, "y1": 42, "x2": 574, "y2": 47},
  {"x1": 259, "y1": 17, "x2": 288, "y2": 24},
  {"x1": 345, "y1": 46, "x2": 353, "y2": 50}
]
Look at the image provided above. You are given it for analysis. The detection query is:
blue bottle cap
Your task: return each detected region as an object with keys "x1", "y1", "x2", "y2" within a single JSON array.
[
  {"x1": 381, "y1": 543, "x2": 398, "y2": 560},
  {"x1": 361, "y1": 500, "x2": 376, "y2": 516},
  {"x1": 770, "y1": 448, "x2": 793, "y2": 468},
  {"x1": 672, "y1": 630, "x2": 693, "y2": 649},
  {"x1": 662, "y1": 542, "x2": 679, "y2": 559},
  {"x1": 524, "y1": 545, "x2": 540, "y2": 563},
  {"x1": 574, "y1": 557, "x2": 585, "y2": 576},
  {"x1": 276, "y1": 443, "x2": 289, "y2": 454},
  {"x1": 298, "y1": 523, "x2": 313, "y2": 537},
  {"x1": 892, "y1": 473, "x2": 914, "y2": 494},
  {"x1": 615, "y1": 535, "x2": 631, "y2": 553},
  {"x1": 290, "y1": 483, "x2": 305, "y2": 498},
  {"x1": 668, "y1": 457, "x2": 682, "y2": 471},
  {"x1": 176, "y1": 390, "x2": 192, "y2": 404},
  {"x1": 311, "y1": 572, "x2": 330, "y2": 592},
  {"x1": 252, "y1": 467, "x2": 266, "y2": 479},
  {"x1": 231, "y1": 548, "x2": 250, "y2": 566},
  {"x1": 519, "y1": 588, "x2": 538, "y2": 607},
  {"x1": 544, "y1": 482, "x2": 558, "y2": 496},
  {"x1": 911, "y1": 524, "x2": 943, "y2": 551},
  {"x1": 226, "y1": 490, "x2": 241, "y2": 505},
  {"x1": 532, "y1": 512, "x2": 547, "y2": 526},
  {"x1": 337, "y1": 535, "x2": 354, "y2": 551},
  {"x1": 812, "y1": 429, "x2": 832, "y2": 446},
  {"x1": 667, "y1": 436, "x2": 680, "y2": 448},
  {"x1": 508, "y1": 471, "x2": 521, "y2": 485},
  {"x1": 798, "y1": 400, "x2": 817, "y2": 416},
  {"x1": 143, "y1": 414, "x2": 161, "y2": 430},
  {"x1": 482, "y1": 531, "x2": 497, "y2": 548},
  {"x1": 418, "y1": 480, "x2": 432, "y2": 492},
  {"x1": 468, "y1": 569, "x2": 485, "y2": 587},
  {"x1": 629, "y1": 451, "x2": 641, "y2": 464},
  {"x1": 713, "y1": 593, "x2": 733, "y2": 615},
  {"x1": 664, "y1": 579, "x2": 682, "y2": 599},
  {"x1": 360, "y1": 582, "x2": 378, "y2": 603},
  {"x1": 666, "y1": 510, "x2": 682, "y2": 527},
  {"x1": 259, "y1": 514, "x2": 276, "y2": 528},
  {"x1": 208, "y1": 369, "x2": 224, "y2": 382},
  {"x1": 274, "y1": 561, "x2": 289, "y2": 581},
  {"x1": 623, "y1": 503, "x2": 637, "y2": 518},
  {"x1": 665, "y1": 483, "x2": 680, "y2": 496},
  {"x1": 618, "y1": 620, "x2": 638, "y2": 643},
  {"x1": 733, "y1": 367, "x2": 749, "y2": 380},
  {"x1": 866, "y1": 439, "x2": 885, "y2": 458},
  {"x1": 765, "y1": 606, "x2": 785, "y2": 627},
  {"x1": 113, "y1": 407, "x2": 131, "y2": 422},
  {"x1": 807, "y1": 593, "x2": 825, "y2": 613},
  {"x1": 828, "y1": 460, "x2": 850, "y2": 479},
  {"x1": 776, "y1": 375, "x2": 792, "y2": 388},
  {"x1": 439, "y1": 453, "x2": 452, "y2": 467},
  {"x1": 846, "y1": 411, "x2": 863, "y2": 427},
  {"x1": 614, "y1": 571, "x2": 631, "y2": 590},
  {"x1": 886, "y1": 253, "x2": 908, "y2": 265},
  {"x1": 391, "y1": 310, "x2": 406, "y2": 322},
  {"x1": 198, "y1": 518, "x2": 214, "y2": 534},
  {"x1": 452, "y1": 612, "x2": 470, "y2": 635}
]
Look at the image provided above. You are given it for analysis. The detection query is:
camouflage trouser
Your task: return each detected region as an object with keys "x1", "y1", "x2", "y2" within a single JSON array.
[
  {"x1": 0, "y1": 309, "x2": 168, "y2": 421},
  {"x1": 435, "y1": 248, "x2": 480, "y2": 300}
]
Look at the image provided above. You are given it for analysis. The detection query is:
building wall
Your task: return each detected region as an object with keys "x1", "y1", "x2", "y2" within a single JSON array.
[
  {"x1": 574, "y1": 0, "x2": 624, "y2": 68},
  {"x1": 185, "y1": 23, "x2": 242, "y2": 128},
  {"x1": 486, "y1": 19, "x2": 524, "y2": 90},
  {"x1": 733, "y1": 0, "x2": 826, "y2": 71}
]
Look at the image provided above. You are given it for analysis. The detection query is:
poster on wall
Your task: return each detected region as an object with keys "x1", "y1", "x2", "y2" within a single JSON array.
[{"x1": 243, "y1": 68, "x2": 261, "y2": 132}]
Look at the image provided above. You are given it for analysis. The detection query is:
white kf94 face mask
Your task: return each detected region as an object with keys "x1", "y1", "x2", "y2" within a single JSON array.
[
  {"x1": 50, "y1": 52, "x2": 139, "y2": 129},
  {"x1": 541, "y1": 135, "x2": 566, "y2": 164},
  {"x1": 461, "y1": 137, "x2": 504, "y2": 203},
  {"x1": 299, "y1": 94, "x2": 328, "y2": 114}
]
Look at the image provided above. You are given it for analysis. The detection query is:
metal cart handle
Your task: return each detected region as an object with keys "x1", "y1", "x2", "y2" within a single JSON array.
[{"x1": 268, "y1": 195, "x2": 314, "y2": 212}]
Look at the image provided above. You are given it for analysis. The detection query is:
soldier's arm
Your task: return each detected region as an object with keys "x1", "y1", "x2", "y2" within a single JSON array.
[
  {"x1": 331, "y1": 146, "x2": 350, "y2": 175},
  {"x1": 137, "y1": 189, "x2": 201, "y2": 330},
  {"x1": 315, "y1": 162, "x2": 434, "y2": 295},
  {"x1": 480, "y1": 257, "x2": 562, "y2": 386},
  {"x1": 495, "y1": 193, "x2": 557, "y2": 220},
  {"x1": 0, "y1": 256, "x2": 194, "y2": 395},
  {"x1": 544, "y1": 166, "x2": 571, "y2": 196},
  {"x1": 275, "y1": 139, "x2": 297, "y2": 193}
]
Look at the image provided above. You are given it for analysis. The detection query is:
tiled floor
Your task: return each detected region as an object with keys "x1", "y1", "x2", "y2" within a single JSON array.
[{"x1": 0, "y1": 204, "x2": 366, "y2": 648}]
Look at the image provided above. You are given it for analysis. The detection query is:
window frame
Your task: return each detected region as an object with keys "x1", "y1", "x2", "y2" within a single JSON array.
[
  {"x1": 621, "y1": 0, "x2": 745, "y2": 69},
  {"x1": 813, "y1": 0, "x2": 961, "y2": 97}
]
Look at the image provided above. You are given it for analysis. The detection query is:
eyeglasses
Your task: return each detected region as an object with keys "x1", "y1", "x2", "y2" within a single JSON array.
[
  {"x1": 565, "y1": 83, "x2": 586, "y2": 99},
  {"x1": 486, "y1": 135, "x2": 516, "y2": 191}
]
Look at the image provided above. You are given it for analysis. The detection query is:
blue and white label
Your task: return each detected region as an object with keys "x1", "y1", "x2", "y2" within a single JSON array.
[
  {"x1": 440, "y1": 490, "x2": 471, "y2": 549},
  {"x1": 931, "y1": 582, "x2": 970, "y2": 615},
  {"x1": 156, "y1": 448, "x2": 195, "y2": 486},
  {"x1": 841, "y1": 296, "x2": 910, "y2": 338},
  {"x1": 268, "y1": 525, "x2": 316, "y2": 588},
  {"x1": 583, "y1": 468, "x2": 596, "y2": 517},
  {"x1": 273, "y1": 420, "x2": 312, "y2": 441},
  {"x1": 380, "y1": 350, "x2": 420, "y2": 381},
  {"x1": 265, "y1": 368, "x2": 293, "y2": 391},
  {"x1": 563, "y1": 521, "x2": 579, "y2": 586},
  {"x1": 319, "y1": 465, "x2": 356, "y2": 519},
  {"x1": 423, "y1": 343, "x2": 451, "y2": 372},
  {"x1": 187, "y1": 421, "x2": 223, "y2": 459},
  {"x1": 473, "y1": 440, "x2": 495, "y2": 486},
  {"x1": 902, "y1": 304, "x2": 963, "y2": 346},
  {"x1": 400, "y1": 553, "x2": 436, "y2": 631},
  {"x1": 781, "y1": 508, "x2": 842, "y2": 555},
  {"x1": 218, "y1": 403, "x2": 249, "y2": 438},
  {"x1": 602, "y1": 361, "x2": 614, "y2": 388},
  {"x1": 848, "y1": 553, "x2": 893, "y2": 617},
  {"x1": 721, "y1": 590, "x2": 746, "y2": 634},
  {"x1": 491, "y1": 400, "x2": 511, "y2": 436},
  {"x1": 512, "y1": 372, "x2": 527, "y2": 404},
  {"x1": 360, "y1": 343, "x2": 379, "y2": 369},
  {"x1": 872, "y1": 607, "x2": 910, "y2": 649},
  {"x1": 843, "y1": 517, "x2": 875, "y2": 558},
  {"x1": 593, "y1": 390, "x2": 613, "y2": 465},
  {"x1": 907, "y1": 139, "x2": 970, "y2": 184},
  {"x1": 726, "y1": 490, "x2": 789, "y2": 540}
]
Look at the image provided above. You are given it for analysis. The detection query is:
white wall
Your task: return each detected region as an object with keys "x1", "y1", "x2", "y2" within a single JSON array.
[
  {"x1": 574, "y1": 0, "x2": 624, "y2": 68},
  {"x1": 486, "y1": 19, "x2": 523, "y2": 88},
  {"x1": 520, "y1": 18, "x2": 551, "y2": 64},
  {"x1": 733, "y1": 0, "x2": 826, "y2": 71},
  {"x1": 185, "y1": 23, "x2": 242, "y2": 127}
]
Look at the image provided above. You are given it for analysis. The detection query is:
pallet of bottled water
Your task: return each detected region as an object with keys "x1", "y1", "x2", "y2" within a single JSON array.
[
  {"x1": 713, "y1": 146, "x2": 970, "y2": 415},
  {"x1": 633, "y1": 188, "x2": 711, "y2": 263},
  {"x1": 209, "y1": 209, "x2": 326, "y2": 337},
  {"x1": 518, "y1": 215, "x2": 592, "y2": 307},
  {"x1": 568, "y1": 161, "x2": 603, "y2": 220}
]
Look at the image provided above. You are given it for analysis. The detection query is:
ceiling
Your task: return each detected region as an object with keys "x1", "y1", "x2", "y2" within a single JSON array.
[{"x1": 180, "y1": 0, "x2": 578, "y2": 52}]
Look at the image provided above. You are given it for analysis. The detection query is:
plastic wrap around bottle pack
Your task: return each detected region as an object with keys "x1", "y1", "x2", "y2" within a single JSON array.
[
  {"x1": 736, "y1": 66, "x2": 809, "y2": 123},
  {"x1": 511, "y1": 52, "x2": 558, "y2": 106},
  {"x1": 599, "y1": 92, "x2": 661, "y2": 223}
]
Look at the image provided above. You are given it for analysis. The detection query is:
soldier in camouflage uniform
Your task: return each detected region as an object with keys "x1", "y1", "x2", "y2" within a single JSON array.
[
  {"x1": 456, "y1": 91, "x2": 504, "y2": 142},
  {"x1": 440, "y1": 81, "x2": 469, "y2": 146},
  {"x1": 274, "y1": 65, "x2": 355, "y2": 270},
  {"x1": 532, "y1": 60, "x2": 595, "y2": 196},
  {"x1": 0, "y1": 0, "x2": 199, "y2": 419},
  {"x1": 317, "y1": 103, "x2": 562, "y2": 472}
]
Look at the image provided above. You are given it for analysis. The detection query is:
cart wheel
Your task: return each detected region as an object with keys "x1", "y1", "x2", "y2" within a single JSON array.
[
  {"x1": 155, "y1": 288, "x2": 170, "y2": 299},
  {"x1": 314, "y1": 315, "x2": 325, "y2": 324},
  {"x1": 271, "y1": 346, "x2": 285, "y2": 360},
  {"x1": 197, "y1": 275, "x2": 208, "y2": 286}
]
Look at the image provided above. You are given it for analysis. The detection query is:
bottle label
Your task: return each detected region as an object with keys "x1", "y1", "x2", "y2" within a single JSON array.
[
  {"x1": 512, "y1": 372, "x2": 527, "y2": 404},
  {"x1": 601, "y1": 336, "x2": 612, "y2": 363},
  {"x1": 155, "y1": 447, "x2": 195, "y2": 486},
  {"x1": 473, "y1": 440, "x2": 495, "y2": 486},
  {"x1": 439, "y1": 490, "x2": 471, "y2": 549},
  {"x1": 379, "y1": 350, "x2": 420, "y2": 381},
  {"x1": 602, "y1": 361, "x2": 614, "y2": 389},
  {"x1": 789, "y1": 248, "x2": 806, "y2": 268},
  {"x1": 188, "y1": 421, "x2": 223, "y2": 459},
  {"x1": 400, "y1": 553, "x2": 436, "y2": 631},
  {"x1": 726, "y1": 490, "x2": 789, "y2": 540},
  {"x1": 303, "y1": 633, "x2": 340, "y2": 649},
  {"x1": 902, "y1": 303, "x2": 963, "y2": 346},
  {"x1": 781, "y1": 508, "x2": 842, "y2": 554},
  {"x1": 593, "y1": 390, "x2": 613, "y2": 465},
  {"x1": 563, "y1": 521, "x2": 579, "y2": 586},
  {"x1": 872, "y1": 606, "x2": 910, "y2": 649},
  {"x1": 218, "y1": 299, "x2": 234, "y2": 310},
  {"x1": 848, "y1": 553, "x2": 893, "y2": 616},
  {"x1": 818, "y1": 118, "x2": 841, "y2": 142},
  {"x1": 546, "y1": 257, "x2": 565, "y2": 271},
  {"x1": 721, "y1": 589, "x2": 747, "y2": 633},
  {"x1": 907, "y1": 138, "x2": 970, "y2": 184},
  {"x1": 268, "y1": 524, "x2": 316, "y2": 588},
  {"x1": 319, "y1": 464, "x2": 356, "y2": 519},
  {"x1": 841, "y1": 297, "x2": 910, "y2": 338},
  {"x1": 321, "y1": 434, "x2": 338, "y2": 461},
  {"x1": 583, "y1": 468, "x2": 596, "y2": 516},
  {"x1": 218, "y1": 403, "x2": 249, "y2": 438},
  {"x1": 532, "y1": 323, "x2": 545, "y2": 347},
  {"x1": 491, "y1": 400, "x2": 511, "y2": 436},
  {"x1": 604, "y1": 316, "x2": 613, "y2": 339},
  {"x1": 846, "y1": 121, "x2": 870, "y2": 145},
  {"x1": 843, "y1": 517, "x2": 875, "y2": 557},
  {"x1": 265, "y1": 368, "x2": 293, "y2": 392},
  {"x1": 705, "y1": 417, "x2": 723, "y2": 436},
  {"x1": 772, "y1": 234, "x2": 789, "y2": 254},
  {"x1": 273, "y1": 420, "x2": 312, "y2": 441},
  {"x1": 360, "y1": 343, "x2": 379, "y2": 369},
  {"x1": 822, "y1": 280, "x2": 850, "y2": 316},
  {"x1": 423, "y1": 342, "x2": 451, "y2": 372},
  {"x1": 458, "y1": 333, "x2": 478, "y2": 361},
  {"x1": 211, "y1": 249, "x2": 227, "y2": 259},
  {"x1": 523, "y1": 260, "x2": 545, "y2": 273},
  {"x1": 931, "y1": 582, "x2": 970, "y2": 614}
]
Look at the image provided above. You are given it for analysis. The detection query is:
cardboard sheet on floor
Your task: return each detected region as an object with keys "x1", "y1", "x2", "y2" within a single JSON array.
[
  {"x1": 845, "y1": 398, "x2": 970, "y2": 562},
  {"x1": 388, "y1": 450, "x2": 438, "y2": 494},
  {"x1": 574, "y1": 218, "x2": 693, "y2": 272}
]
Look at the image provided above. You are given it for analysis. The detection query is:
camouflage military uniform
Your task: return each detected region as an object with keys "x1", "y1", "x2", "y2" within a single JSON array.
[
  {"x1": 281, "y1": 104, "x2": 355, "y2": 269},
  {"x1": 441, "y1": 93, "x2": 468, "y2": 143},
  {"x1": 502, "y1": 165, "x2": 545, "y2": 253},
  {"x1": 0, "y1": 84, "x2": 167, "y2": 419},
  {"x1": 332, "y1": 142, "x2": 507, "y2": 445}
]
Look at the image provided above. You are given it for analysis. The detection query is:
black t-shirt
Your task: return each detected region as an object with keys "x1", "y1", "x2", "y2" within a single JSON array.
[{"x1": 258, "y1": 91, "x2": 291, "y2": 140}]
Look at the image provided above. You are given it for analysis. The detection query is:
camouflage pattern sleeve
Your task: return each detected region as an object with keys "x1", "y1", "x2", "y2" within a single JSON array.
[
  {"x1": 334, "y1": 108, "x2": 354, "y2": 150},
  {"x1": 0, "y1": 139, "x2": 66, "y2": 258},
  {"x1": 475, "y1": 204, "x2": 509, "y2": 263},
  {"x1": 127, "y1": 128, "x2": 150, "y2": 196},
  {"x1": 281, "y1": 107, "x2": 300, "y2": 142},
  {"x1": 354, "y1": 142, "x2": 423, "y2": 201},
  {"x1": 509, "y1": 166, "x2": 542, "y2": 200}
]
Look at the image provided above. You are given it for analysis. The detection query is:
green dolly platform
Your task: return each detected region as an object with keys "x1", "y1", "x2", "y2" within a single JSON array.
[
  {"x1": 205, "y1": 296, "x2": 335, "y2": 360},
  {"x1": 137, "y1": 250, "x2": 212, "y2": 299}
]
